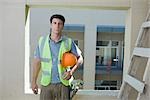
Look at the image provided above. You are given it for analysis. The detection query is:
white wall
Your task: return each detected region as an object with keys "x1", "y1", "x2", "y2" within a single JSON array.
[
  {"x1": 0, "y1": 0, "x2": 39, "y2": 100},
  {"x1": 0, "y1": 1, "x2": 2, "y2": 99}
]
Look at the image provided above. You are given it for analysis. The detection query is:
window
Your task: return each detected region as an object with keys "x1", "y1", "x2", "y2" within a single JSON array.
[
  {"x1": 97, "y1": 41, "x2": 109, "y2": 46},
  {"x1": 95, "y1": 40, "x2": 123, "y2": 90},
  {"x1": 112, "y1": 41, "x2": 119, "y2": 46},
  {"x1": 95, "y1": 25, "x2": 125, "y2": 90}
]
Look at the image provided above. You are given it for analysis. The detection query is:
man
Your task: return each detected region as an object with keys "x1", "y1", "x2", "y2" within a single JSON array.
[{"x1": 31, "y1": 14, "x2": 83, "y2": 100}]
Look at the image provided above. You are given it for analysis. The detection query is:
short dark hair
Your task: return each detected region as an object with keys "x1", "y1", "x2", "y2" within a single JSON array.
[{"x1": 50, "y1": 14, "x2": 65, "y2": 24}]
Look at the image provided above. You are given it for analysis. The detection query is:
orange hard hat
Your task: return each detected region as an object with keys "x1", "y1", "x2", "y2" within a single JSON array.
[{"x1": 61, "y1": 52, "x2": 77, "y2": 68}]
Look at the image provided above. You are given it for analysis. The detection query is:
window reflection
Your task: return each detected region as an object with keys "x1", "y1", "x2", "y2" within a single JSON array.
[{"x1": 95, "y1": 40, "x2": 123, "y2": 90}]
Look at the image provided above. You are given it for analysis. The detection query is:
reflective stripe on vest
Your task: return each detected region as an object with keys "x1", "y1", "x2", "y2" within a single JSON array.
[{"x1": 38, "y1": 35, "x2": 72, "y2": 86}]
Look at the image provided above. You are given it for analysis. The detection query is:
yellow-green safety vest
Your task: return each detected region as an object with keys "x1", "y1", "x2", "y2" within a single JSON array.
[{"x1": 38, "y1": 34, "x2": 72, "y2": 86}]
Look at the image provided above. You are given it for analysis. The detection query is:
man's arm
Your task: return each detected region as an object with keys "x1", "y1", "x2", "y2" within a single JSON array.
[
  {"x1": 70, "y1": 41, "x2": 83, "y2": 75},
  {"x1": 64, "y1": 41, "x2": 83, "y2": 80},
  {"x1": 70, "y1": 54, "x2": 83, "y2": 75},
  {"x1": 31, "y1": 58, "x2": 41, "y2": 94},
  {"x1": 63, "y1": 54, "x2": 83, "y2": 80}
]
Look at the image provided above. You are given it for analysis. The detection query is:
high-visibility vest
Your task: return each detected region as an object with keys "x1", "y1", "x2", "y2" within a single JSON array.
[{"x1": 38, "y1": 34, "x2": 72, "y2": 86}]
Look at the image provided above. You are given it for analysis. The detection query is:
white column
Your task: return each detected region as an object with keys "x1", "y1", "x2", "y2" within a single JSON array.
[
  {"x1": 0, "y1": 1, "x2": 2, "y2": 99},
  {"x1": 83, "y1": 24, "x2": 97, "y2": 89},
  {"x1": 123, "y1": 8, "x2": 132, "y2": 77}
]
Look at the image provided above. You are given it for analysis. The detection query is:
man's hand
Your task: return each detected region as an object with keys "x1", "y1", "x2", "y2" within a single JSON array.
[
  {"x1": 63, "y1": 71, "x2": 72, "y2": 80},
  {"x1": 31, "y1": 83, "x2": 38, "y2": 94}
]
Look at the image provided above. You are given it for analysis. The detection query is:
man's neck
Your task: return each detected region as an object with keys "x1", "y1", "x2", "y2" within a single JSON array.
[{"x1": 50, "y1": 33, "x2": 61, "y2": 42}]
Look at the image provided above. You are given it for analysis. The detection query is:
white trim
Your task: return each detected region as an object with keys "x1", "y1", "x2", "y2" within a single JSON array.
[
  {"x1": 124, "y1": 74, "x2": 145, "y2": 93},
  {"x1": 77, "y1": 90, "x2": 119, "y2": 96},
  {"x1": 26, "y1": 0, "x2": 130, "y2": 9},
  {"x1": 24, "y1": 9, "x2": 32, "y2": 94},
  {"x1": 133, "y1": 47, "x2": 150, "y2": 58}
]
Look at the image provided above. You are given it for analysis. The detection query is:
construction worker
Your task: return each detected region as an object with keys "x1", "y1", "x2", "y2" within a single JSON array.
[{"x1": 31, "y1": 14, "x2": 83, "y2": 100}]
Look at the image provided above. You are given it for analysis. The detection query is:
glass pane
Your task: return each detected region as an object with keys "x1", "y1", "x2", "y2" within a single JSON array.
[
  {"x1": 96, "y1": 48, "x2": 111, "y2": 66},
  {"x1": 112, "y1": 41, "x2": 119, "y2": 46},
  {"x1": 95, "y1": 47, "x2": 122, "y2": 90},
  {"x1": 111, "y1": 48, "x2": 118, "y2": 66},
  {"x1": 96, "y1": 41, "x2": 109, "y2": 46}
]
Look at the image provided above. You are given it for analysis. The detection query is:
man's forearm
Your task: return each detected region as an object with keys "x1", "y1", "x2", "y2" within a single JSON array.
[
  {"x1": 32, "y1": 59, "x2": 41, "y2": 84},
  {"x1": 70, "y1": 55, "x2": 83, "y2": 75}
]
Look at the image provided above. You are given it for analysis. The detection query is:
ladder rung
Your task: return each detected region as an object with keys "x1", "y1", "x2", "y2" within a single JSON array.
[
  {"x1": 124, "y1": 74, "x2": 145, "y2": 93},
  {"x1": 133, "y1": 47, "x2": 150, "y2": 57},
  {"x1": 142, "y1": 21, "x2": 150, "y2": 28}
]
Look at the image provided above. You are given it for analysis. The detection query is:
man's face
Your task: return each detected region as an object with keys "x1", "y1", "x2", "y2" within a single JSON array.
[{"x1": 51, "y1": 18, "x2": 64, "y2": 35}]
